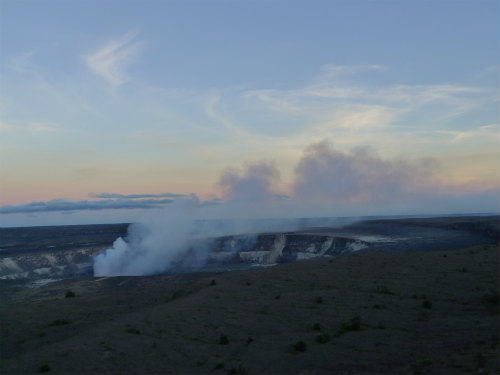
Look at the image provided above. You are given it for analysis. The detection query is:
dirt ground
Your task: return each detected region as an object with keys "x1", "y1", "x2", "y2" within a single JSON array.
[{"x1": 0, "y1": 244, "x2": 498, "y2": 374}]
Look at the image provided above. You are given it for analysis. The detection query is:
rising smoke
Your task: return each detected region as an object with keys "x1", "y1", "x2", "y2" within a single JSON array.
[{"x1": 93, "y1": 140, "x2": 497, "y2": 276}]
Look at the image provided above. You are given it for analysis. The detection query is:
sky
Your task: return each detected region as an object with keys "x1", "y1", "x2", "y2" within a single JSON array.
[{"x1": 0, "y1": 0, "x2": 499, "y2": 227}]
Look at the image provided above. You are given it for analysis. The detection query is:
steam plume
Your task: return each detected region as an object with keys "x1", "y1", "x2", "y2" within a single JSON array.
[{"x1": 93, "y1": 140, "x2": 498, "y2": 276}]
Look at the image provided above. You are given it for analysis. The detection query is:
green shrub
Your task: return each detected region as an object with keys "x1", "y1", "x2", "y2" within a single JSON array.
[
  {"x1": 316, "y1": 296, "x2": 323, "y2": 304},
  {"x1": 334, "y1": 315, "x2": 361, "y2": 337},
  {"x1": 312, "y1": 322, "x2": 322, "y2": 331},
  {"x1": 227, "y1": 364, "x2": 247, "y2": 374},
  {"x1": 293, "y1": 340, "x2": 307, "y2": 353},
  {"x1": 422, "y1": 299, "x2": 432, "y2": 309},
  {"x1": 482, "y1": 291, "x2": 499, "y2": 306},
  {"x1": 214, "y1": 361, "x2": 225, "y2": 369},
  {"x1": 417, "y1": 311, "x2": 430, "y2": 322},
  {"x1": 65, "y1": 290, "x2": 76, "y2": 298},
  {"x1": 48, "y1": 319, "x2": 69, "y2": 327},
  {"x1": 39, "y1": 364, "x2": 51, "y2": 372},
  {"x1": 210, "y1": 279, "x2": 217, "y2": 286},
  {"x1": 375, "y1": 285, "x2": 394, "y2": 295},
  {"x1": 125, "y1": 327, "x2": 141, "y2": 335},
  {"x1": 219, "y1": 334, "x2": 229, "y2": 345},
  {"x1": 315, "y1": 334, "x2": 330, "y2": 344}
]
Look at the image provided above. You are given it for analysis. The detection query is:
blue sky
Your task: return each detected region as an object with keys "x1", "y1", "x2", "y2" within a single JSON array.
[{"x1": 0, "y1": 0, "x2": 499, "y2": 227}]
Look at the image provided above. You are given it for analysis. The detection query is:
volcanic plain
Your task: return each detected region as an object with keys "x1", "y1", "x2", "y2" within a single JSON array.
[{"x1": 0, "y1": 216, "x2": 498, "y2": 374}]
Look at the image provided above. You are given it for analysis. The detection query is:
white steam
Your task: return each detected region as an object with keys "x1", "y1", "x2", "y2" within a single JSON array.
[{"x1": 93, "y1": 140, "x2": 498, "y2": 276}]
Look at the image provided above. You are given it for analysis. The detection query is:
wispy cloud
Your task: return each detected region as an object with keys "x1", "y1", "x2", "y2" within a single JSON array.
[
  {"x1": 85, "y1": 31, "x2": 143, "y2": 87},
  {"x1": 436, "y1": 124, "x2": 500, "y2": 143},
  {"x1": 9, "y1": 50, "x2": 37, "y2": 74}
]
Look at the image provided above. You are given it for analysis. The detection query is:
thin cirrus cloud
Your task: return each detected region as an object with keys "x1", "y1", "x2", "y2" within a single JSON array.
[{"x1": 85, "y1": 31, "x2": 143, "y2": 87}]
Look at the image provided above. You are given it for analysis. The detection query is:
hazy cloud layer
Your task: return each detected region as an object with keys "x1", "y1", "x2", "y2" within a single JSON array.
[
  {"x1": 90, "y1": 192, "x2": 186, "y2": 199},
  {"x1": 1, "y1": 141, "x2": 497, "y2": 217},
  {"x1": 0, "y1": 198, "x2": 174, "y2": 214}
]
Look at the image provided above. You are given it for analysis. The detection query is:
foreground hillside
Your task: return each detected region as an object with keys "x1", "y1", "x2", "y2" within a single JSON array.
[{"x1": 1, "y1": 244, "x2": 498, "y2": 374}]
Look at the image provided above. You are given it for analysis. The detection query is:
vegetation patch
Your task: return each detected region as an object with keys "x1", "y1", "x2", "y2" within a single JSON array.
[
  {"x1": 312, "y1": 322, "x2": 322, "y2": 331},
  {"x1": 292, "y1": 340, "x2": 307, "y2": 353},
  {"x1": 334, "y1": 315, "x2": 362, "y2": 337},
  {"x1": 227, "y1": 364, "x2": 247, "y2": 374},
  {"x1": 374, "y1": 285, "x2": 395, "y2": 295},
  {"x1": 125, "y1": 327, "x2": 141, "y2": 335},
  {"x1": 422, "y1": 299, "x2": 432, "y2": 309},
  {"x1": 65, "y1": 290, "x2": 76, "y2": 298},
  {"x1": 315, "y1": 334, "x2": 330, "y2": 344},
  {"x1": 219, "y1": 333, "x2": 229, "y2": 345},
  {"x1": 39, "y1": 364, "x2": 51, "y2": 372},
  {"x1": 48, "y1": 319, "x2": 69, "y2": 327},
  {"x1": 214, "y1": 361, "x2": 225, "y2": 370}
]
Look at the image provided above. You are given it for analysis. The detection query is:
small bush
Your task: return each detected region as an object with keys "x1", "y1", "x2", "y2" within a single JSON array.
[
  {"x1": 422, "y1": 299, "x2": 432, "y2": 309},
  {"x1": 316, "y1": 296, "x2": 323, "y2": 304},
  {"x1": 462, "y1": 267, "x2": 467, "y2": 272},
  {"x1": 312, "y1": 322, "x2": 322, "y2": 331},
  {"x1": 377, "y1": 323, "x2": 386, "y2": 330},
  {"x1": 65, "y1": 290, "x2": 76, "y2": 298},
  {"x1": 48, "y1": 319, "x2": 69, "y2": 327},
  {"x1": 315, "y1": 334, "x2": 330, "y2": 344},
  {"x1": 375, "y1": 285, "x2": 394, "y2": 295},
  {"x1": 481, "y1": 291, "x2": 499, "y2": 306},
  {"x1": 227, "y1": 364, "x2": 247, "y2": 374},
  {"x1": 39, "y1": 364, "x2": 51, "y2": 372},
  {"x1": 245, "y1": 337, "x2": 253, "y2": 345},
  {"x1": 334, "y1": 315, "x2": 361, "y2": 337},
  {"x1": 417, "y1": 311, "x2": 430, "y2": 322},
  {"x1": 475, "y1": 352, "x2": 485, "y2": 368},
  {"x1": 125, "y1": 327, "x2": 141, "y2": 335},
  {"x1": 210, "y1": 279, "x2": 217, "y2": 286},
  {"x1": 219, "y1": 334, "x2": 229, "y2": 345},
  {"x1": 293, "y1": 340, "x2": 307, "y2": 353},
  {"x1": 214, "y1": 362, "x2": 225, "y2": 370},
  {"x1": 372, "y1": 304, "x2": 381, "y2": 309}
]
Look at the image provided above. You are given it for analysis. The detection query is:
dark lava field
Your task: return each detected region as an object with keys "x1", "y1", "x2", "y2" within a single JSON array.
[{"x1": 0, "y1": 215, "x2": 498, "y2": 374}]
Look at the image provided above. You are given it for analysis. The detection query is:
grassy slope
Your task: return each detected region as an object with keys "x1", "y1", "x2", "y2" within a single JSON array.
[{"x1": 0, "y1": 244, "x2": 498, "y2": 374}]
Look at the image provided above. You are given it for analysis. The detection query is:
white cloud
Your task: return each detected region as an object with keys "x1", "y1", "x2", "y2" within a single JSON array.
[{"x1": 85, "y1": 31, "x2": 143, "y2": 87}]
